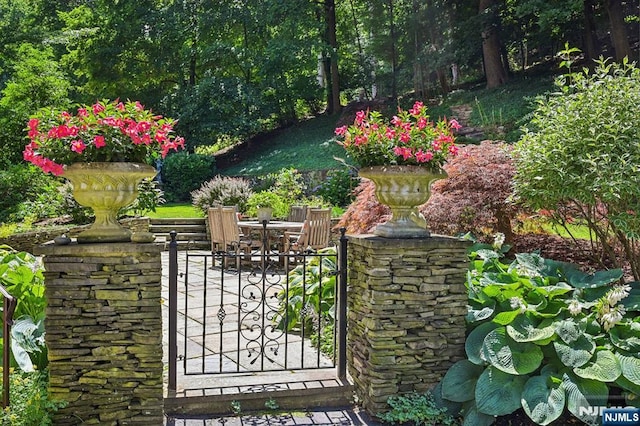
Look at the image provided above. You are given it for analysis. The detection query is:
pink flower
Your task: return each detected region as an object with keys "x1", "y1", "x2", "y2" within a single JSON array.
[
  {"x1": 354, "y1": 135, "x2": 368, "y2": 146},
  {"x1": 94, "y1": 135, "x2": 106, "y2": 148},
  {"x1": 71, "y1": 140, "x2": 86, "y2": 153},
  {"x1": 417, "y1": 117, "x2": 427, "y2": 130},
  {"x1": 77, "y1": 108, "x2": 89, "y2": 117},
  {"x1": 385, "y1": 128, "x2": 396, "y2": 140},
  {"x1": 355, "y1": 110, "x2": 366, "y2": 125},
  {"x1": 391, "y1": 116, "x2": 403, "y2": 127},
  {"x1": 28, "y1": 118, "x2": 39, "y2": 130},
  {"x1": 415, "y1": 149, "x2": 433, "y2": 163},
  {"x1": 449, "y1": 119, "x2": 462, "y2": 131},
  {"x1": 409, "y1": 101, "x2": 424, "y2": 116},
  {"x1": 393, "y1": 146, "x2": 413, "y2": 160},
  {"x1": 92, "y1": 102, "x2": 105, "y2": 115},
  {"x1": 400, "y1": 132, "x2": 411, "y2": 143},
  {"x1": 334, "y1": 126, "x2": 347, "y2": 136},
  {"x1": 448, "y1": 145, "x2": 459, "y2": 156}
]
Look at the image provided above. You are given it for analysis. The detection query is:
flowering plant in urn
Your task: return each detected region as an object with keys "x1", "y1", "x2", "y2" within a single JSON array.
[
  {"x1": 334, "y1": 101, "x2": 460, "y2": 169},
  {"x1": 23, "y1": 99, "x2": 185, "y2": 243},
  {"x1": 334, "y1": 101, "x2": 461, "y2": 238},
  {"x1": 24, "y1": 99, "x2": 184, "y2": 175}
]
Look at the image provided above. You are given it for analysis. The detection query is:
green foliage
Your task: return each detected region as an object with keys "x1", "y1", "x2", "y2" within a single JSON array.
[
  {"x1": 314, "y1": 168, "x2": 358, "y2": 208},
  {"x1": 277, "y1": 248, "x2": 337, "y2": 356},
  {"x1": 0, "y1": 370, "x2": 65, "y2": 425},
  {"x1": 122, "y1": 179, "x2": 165, "y2": 217},
  {"x1": 161, "y1": 152, "x2": 216, "y2": 202},
  {"x1": 0, "y1": 247, "x2": 48, "y2": 372},
  {"x1": 145, "y1": 204, "x2": 203, "y2": 219},
  {"x1": 378, "y1": 391, "x2": 459, "y2": 426},
  {"x1": 438, "y1": 242, "x2": 640, "y2": 425},
  {"x1": 264, "y1": 398, "x2": 279, "y2": 411},
  {"x1": 191, "y1": 176, "x2": 253, "y2": 216},
  {"x1": 245, "y1": 191, "x2": 288, "y2": 219},
  {"x1": 0, "y1": 165, "x2": 62, "y2": 223},
  {"x1": 513, "y1": 58, "x2": 640, "y2": 280}
]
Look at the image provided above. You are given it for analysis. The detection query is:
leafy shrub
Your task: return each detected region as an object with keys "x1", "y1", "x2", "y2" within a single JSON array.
[
  {"x1": 422, "y1": 141, "x2": 523, "y2": 242},
  {"x1": 0, "y1": 370, "x2": 65, "y2": 425},
  {"x1": 337, "y1": 142, "x2": 523, "y2": 238},
  {"x1": 314, "y1": 168, "x2": 359, "y2": 208},
  {"x1": 161, "y1": 152, "x2": 216, "y2": 202},
  {"x1": 335, "y1": 179, "x2": 389, "y2": 234},
  {"x1": 245, "y1": 191, "x2": 288, "y2": 219},
  {"x1": 437, "y1": 241, "x2": 640, "y2": 425},
  {"x1": 379, "y1": 391, "x2": 459, "y2": 426},
  {"x1": 0, "y1": 164, "x2": 62, "y2": 223},
  {"x1": 191, "y1": 176, "x2": 253, "y2": 215},
  {"x1": 122, "y1": 178, "x2": 166, "y2": 217},
  {"x1": 0, "y1": 247, "x2": 48, "y2": 372},
  {"x1": 277, "y1": 248, "x2": 337, "y2": 356},
  {"x1": 513, "y1": 57, "x2": 640, "y2": 280}
]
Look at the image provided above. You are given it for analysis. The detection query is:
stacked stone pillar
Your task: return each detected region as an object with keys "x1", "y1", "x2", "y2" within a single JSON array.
[
  {"x1": 346, "y1": 235, "x2": 470, "y2": 414},
  {"x1": 35, "y1": 242, "x2": 163, "y2": 425}
]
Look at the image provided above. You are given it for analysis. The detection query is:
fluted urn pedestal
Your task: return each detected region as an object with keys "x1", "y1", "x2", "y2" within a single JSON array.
[
  {"x1": 63, "y1": 162, "x2": 156, "y2": 243},
  {"x1": 359, "y1": 165, "x2": 446, "y2": 238}
]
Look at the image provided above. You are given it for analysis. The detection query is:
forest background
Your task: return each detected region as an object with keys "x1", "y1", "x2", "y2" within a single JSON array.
[{"x1": 0, "y1": 0, "x2": 638, "y2": 170}]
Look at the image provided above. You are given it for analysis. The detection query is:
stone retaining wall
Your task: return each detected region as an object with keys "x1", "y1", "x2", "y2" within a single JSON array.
[
  {"x1": 1, "y1": 217, "x2": 149, "y2": 253},
  {"x1": 346, "y1": 234, "x2": 470, "y2": 414},
  {"x1": 35, "y1": 241, "x2": 163, "y2": 425}
]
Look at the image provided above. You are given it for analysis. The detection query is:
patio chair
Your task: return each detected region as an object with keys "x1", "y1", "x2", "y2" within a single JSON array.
[
  {"x1": 287, "y1": 205, "x2": 308, "y2": 222},
  {"x1": 283, "y1": 208, "x2": 332, "y2": 270},
  {"x1": 218, "y1": 206, "x2": 260, "y2": 270},
  {"x1": 207, "y1": 207, "x2": 225, "y2": 253}
]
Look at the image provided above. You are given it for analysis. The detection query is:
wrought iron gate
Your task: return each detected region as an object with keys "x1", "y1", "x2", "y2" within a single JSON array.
[{"x1": 166, "y1": 227, "x2": 348, "y2": 392}]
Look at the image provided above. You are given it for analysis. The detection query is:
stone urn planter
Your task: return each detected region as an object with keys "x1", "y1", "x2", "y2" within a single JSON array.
[
  {"x1": 63, "y1": 162, "x2": 156, "y2": 243},
  {"x1": 359, "y1": 165, "x2": 446, "y2": 238},
  {"x1": 256, "y1": 207, "x2": 273, "y2": 223}
]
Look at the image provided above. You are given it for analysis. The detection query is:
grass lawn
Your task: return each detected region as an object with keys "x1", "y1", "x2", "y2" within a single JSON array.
[
  {"x1": 146, "y1": 203, "x2": 203, "y2": 218},
  {"x1": 219, "y1": 114, "x2": 348, "y2": 176}
]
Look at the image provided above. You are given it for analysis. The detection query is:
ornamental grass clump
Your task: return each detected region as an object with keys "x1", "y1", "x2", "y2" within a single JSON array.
[
  {"x1": 334, "y1": 101, "x2": 461, "y2": 169},
  {"x1": 23, "y1": 99, "x2": 185, "y2": 175}
]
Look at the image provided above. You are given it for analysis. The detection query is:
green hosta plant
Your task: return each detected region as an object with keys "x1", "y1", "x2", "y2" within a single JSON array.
[
  {"x1": 276, "y1": 248, "x2": 337, "y2": 355},
  {"x1": 437, "y1": 240, "x2": 640, "y2": 426}
]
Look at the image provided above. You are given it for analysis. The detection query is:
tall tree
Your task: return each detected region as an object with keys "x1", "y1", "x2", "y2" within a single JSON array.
[
  {"x1": 323, "y1": 0, "x2": 341, "y2": 114},
  {"x1": 479, "y1": 0, "x2": 508, "y2": 88},
  {"x1": 605, "y1": 0, "x2": 632, "y2": 60}
]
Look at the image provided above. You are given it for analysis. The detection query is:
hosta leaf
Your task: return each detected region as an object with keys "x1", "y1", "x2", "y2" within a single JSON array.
[
  {"x1": 573, "y1": 350, "x2": 621, "y2": 382},
  {"x1": 493, "y1": 309, "x2": 521, "y2": 325},
  {"x1": 441, "y1": 360, "x2": 484, "y2": 402},
  {"x1": 507, "y1": 316, "x2": 555, "y2": 343},
  {"x1": 475, "y1": 366, "x2": 526, "y2": 416},
  {"x1": 609, "y1": 323, "x2": 640, "y2": 352},
  {"x1": 564, "y1": 268, "x2": 623, "y2": 289},
  {"x1": 622, "y1": 286, "x2": 640, "y2": 311},
  {"x1": 432, "y1": 381, "x2": 462, "y2": 417},
  {"x1": 521, "y1": 375, "x2": 565, "y2": 425},
  {"x1": 617, "y1": 353, "x2": 640, "y2": 386},
  {"x1": 616, "y1": 374, "x2": 640, "y2": 396},
  {"x1": 482, "y1": 327, "x2": 543, "y2": 375},
  {"x1": 536, "y1": 282, "x2": 573, "y2": 298},
  {"x1": 562, "y1": 373, "x2": 608, "y2": 426},
  {"x1": 553, "y1": 335, "x2": 595, "y2": 367},
  {"x1": 465, "y1": 322, "x2": 498, "y2": 365},
  {"x1": 461, "y1": 401, "x2": 495, "y2": 426},
  {"x1": 466, "y1": 300, "x2": 495, "y2": 323},
  {"x1": 514, "y1": 252, "x2": 546, "y2": 276},
  {"x1": 554, "y1": 319, "x2": 584, "y2": 344}
]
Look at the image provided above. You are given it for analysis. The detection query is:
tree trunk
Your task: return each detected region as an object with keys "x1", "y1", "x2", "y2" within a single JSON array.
[
  {"x1": 479, "y1": 0, "x2": 507, "y2": 89},
  {"x1": 388, "y1": 0, "x2": 398, "y2": 101},
  {"x1": 582, "y1": 0, "x2": 601, "y2": 61},
  {"x1": 605, "y1": 0, "x2": 632, "y2": 61},
  {"x1": 325, "y1": 0, "x2": 341, "y2": 114}
]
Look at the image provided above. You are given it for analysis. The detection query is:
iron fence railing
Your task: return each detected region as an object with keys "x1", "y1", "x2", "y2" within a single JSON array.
[
  {"x1": 167, "y1": 226, "x2": 348, "y2": 392},
  {"x1": 0, "y1": 285, "x2": 17, "y2": 408}
]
